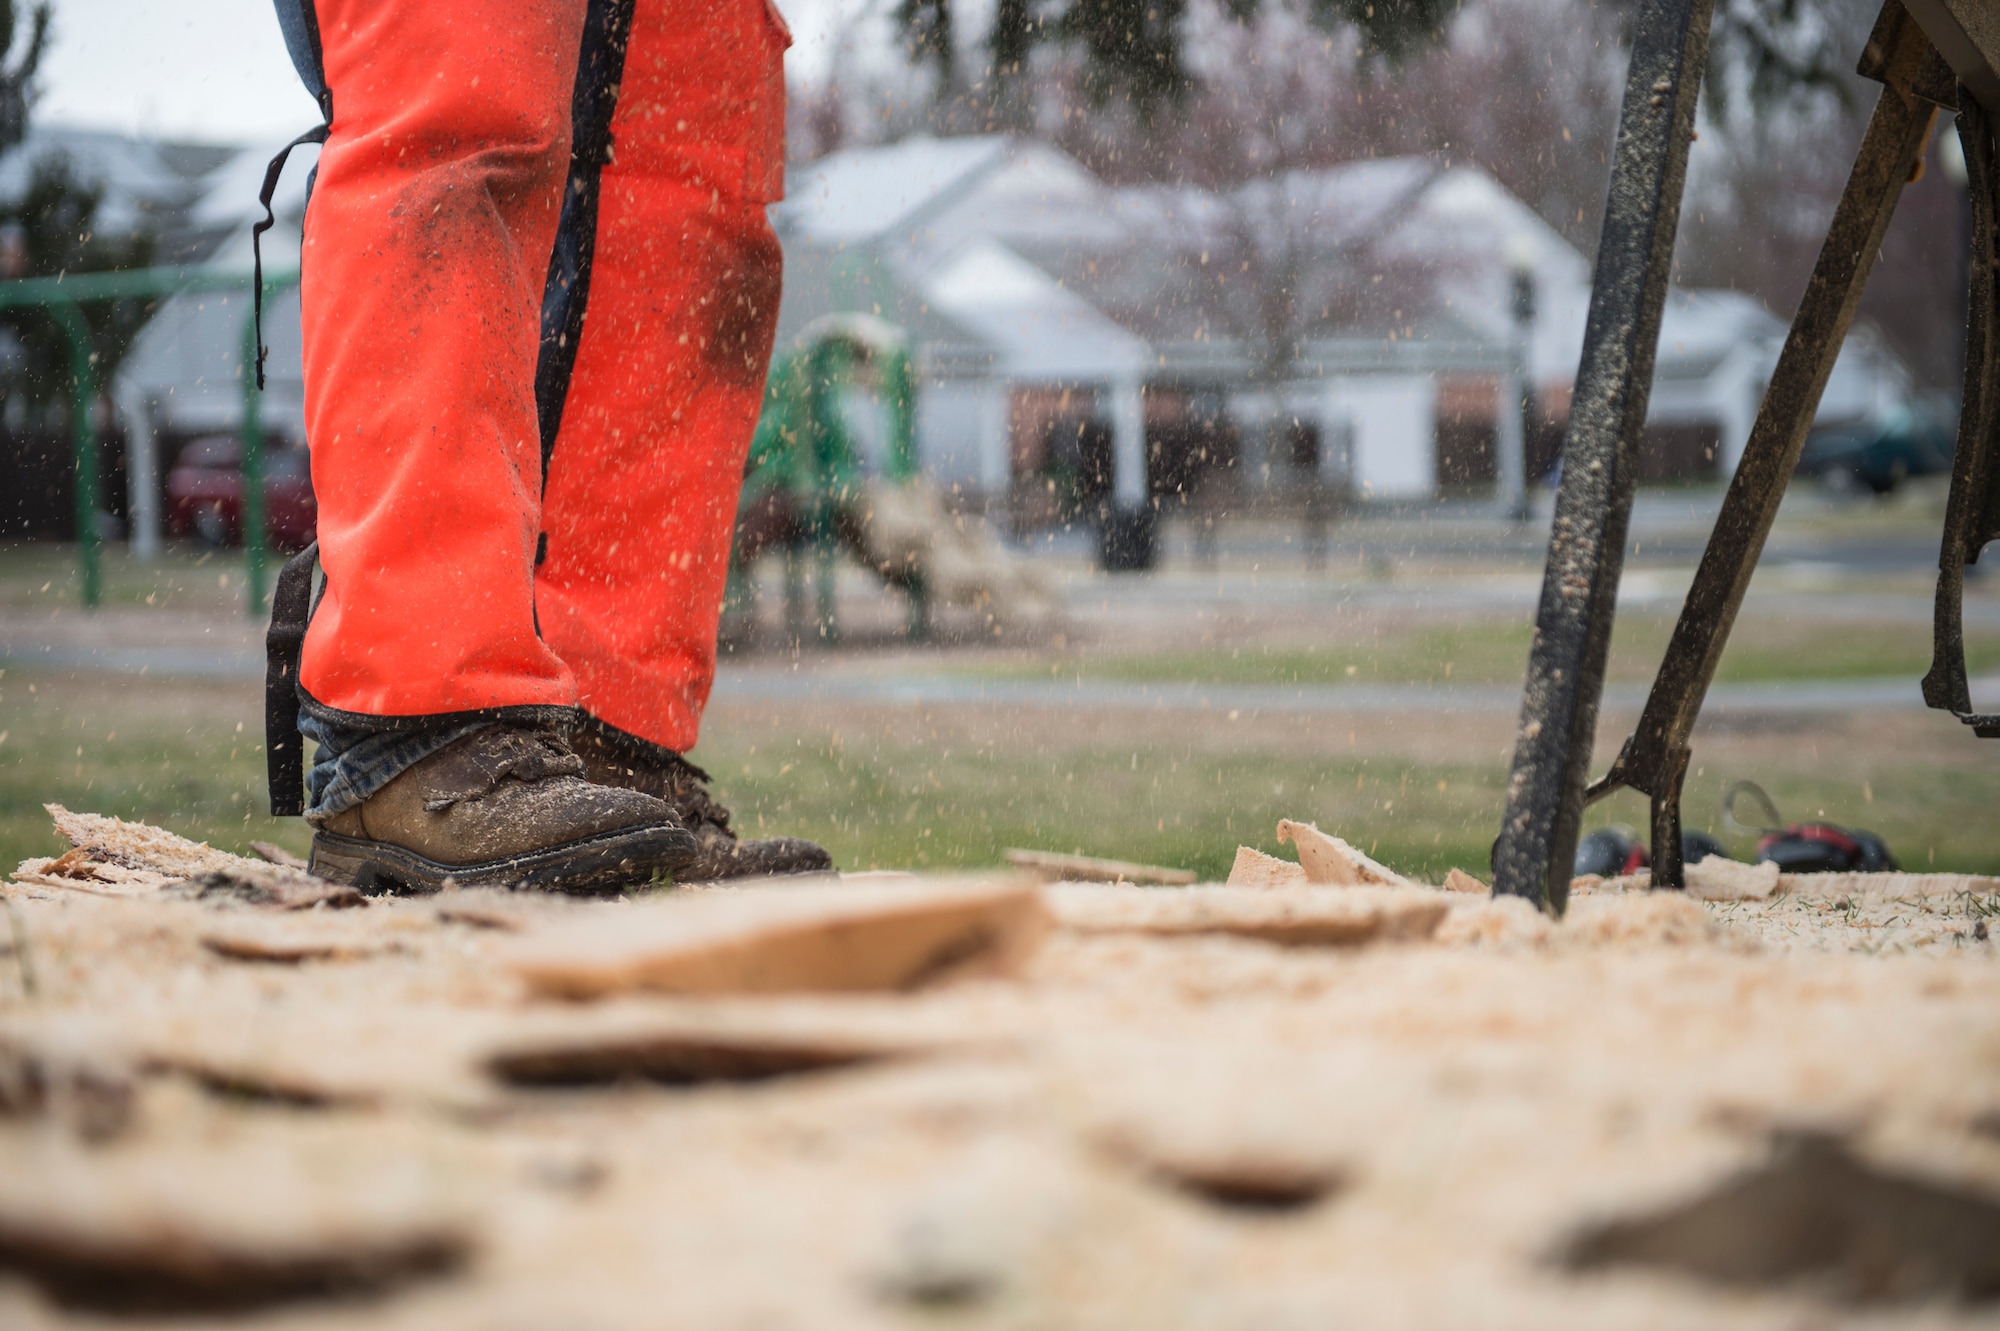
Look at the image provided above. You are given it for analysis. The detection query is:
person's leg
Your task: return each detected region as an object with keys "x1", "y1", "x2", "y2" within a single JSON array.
[
  {"x1": 279, "y1": 0, "x2": 694, "y2": 890},
  {"x1": 298, "y1": 0, "x2": 582, "y2": 725},
  {"x1": 532, "y1": 0, "x2": 827, "y2": 878}
]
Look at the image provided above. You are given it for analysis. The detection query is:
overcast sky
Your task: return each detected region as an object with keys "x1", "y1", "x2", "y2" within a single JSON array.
[{"x1": 35, "y1": 0, "x2": 868, "y2": 145}]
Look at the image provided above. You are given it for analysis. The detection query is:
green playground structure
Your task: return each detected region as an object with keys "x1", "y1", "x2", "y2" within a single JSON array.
[{"x1": 729, "y1": 313, "x2": 927, "y2": 645}]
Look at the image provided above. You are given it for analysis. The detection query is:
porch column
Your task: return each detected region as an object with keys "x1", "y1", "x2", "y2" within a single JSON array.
[{"x1": 1108, "y1": 372, "x2": 1146, "y2": 509}]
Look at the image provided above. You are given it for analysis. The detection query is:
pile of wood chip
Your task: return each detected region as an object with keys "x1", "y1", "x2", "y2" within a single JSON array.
[{"x1": 3, "y1": 805, "x2": 1998, "y2": 1328}]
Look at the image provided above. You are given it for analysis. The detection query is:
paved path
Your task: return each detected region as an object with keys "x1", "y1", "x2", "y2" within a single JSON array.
[{"x1": 8, "y1": 637, "x2": 1990, "y2": 716}]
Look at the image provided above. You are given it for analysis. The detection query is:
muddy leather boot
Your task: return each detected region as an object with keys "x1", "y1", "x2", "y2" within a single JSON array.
[
  {"x1": 310, "y1": 725, "x2": 696, "y2": 893},
  {"x1": 571, "y1": 725, "x2": 834, "y2": 882}
]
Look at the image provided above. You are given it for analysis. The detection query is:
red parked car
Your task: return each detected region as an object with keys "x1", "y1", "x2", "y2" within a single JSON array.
[{"x1": 165, "y1": 433, "x2": 317, "y2": 550}]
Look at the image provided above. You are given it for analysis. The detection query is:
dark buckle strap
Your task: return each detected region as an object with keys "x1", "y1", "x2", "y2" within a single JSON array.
[
  {"x1": 251, "y1": 122, "x2": 329, "y2": 389},
  {"x1": 266, "y1": 540, "x2": 319, "y2": 816}
]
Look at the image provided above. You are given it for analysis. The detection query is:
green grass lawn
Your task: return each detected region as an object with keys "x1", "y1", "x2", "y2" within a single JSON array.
[
  {"x1": 960, "y1": 617, "x2": 2000, "y2": 689},
  {"x1": 8, "y1": 664, "x2": 1994, "y2": 887},
  {"x1": 686, "y1": 706, "x2": 2000, "y2": 882},
  {"x1": 5, "y1": 542, "x2": 1997, "y2": 885},
  {"x1": 0, "y1": 540, "x2": 279, "y2": 614},
  {"x1": 0, "y1": 672, "x2": 311, "y2": 872}
]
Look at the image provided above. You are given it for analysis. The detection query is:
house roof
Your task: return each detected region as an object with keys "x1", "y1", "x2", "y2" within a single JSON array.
[
  {"x1": 1654, "y1": 288, "x2": 1786, "y2": 379},
  {"x1": 922, "y1": 238, "x2": 1148, "y2": 381},
  {"x1": 772, "y1": 240, "x2": 995, "y2": 373},
  {"x1": 189, "y1": 136, "x2": 322, "y2": 230},
  {"x1": 0, "y1": 127, "x2": 236, "y2": 258},
  {"x1": 778, "y1": 135, "x2": 1012, "y2": 247}
]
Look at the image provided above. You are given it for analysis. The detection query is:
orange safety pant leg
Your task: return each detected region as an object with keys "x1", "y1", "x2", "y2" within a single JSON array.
[
  {"x1": 296, "y1": 0, "x2": 585, "y2": 724},
  {"x1": 533, "y1": 0, "x2": 790, "y2": 755}
]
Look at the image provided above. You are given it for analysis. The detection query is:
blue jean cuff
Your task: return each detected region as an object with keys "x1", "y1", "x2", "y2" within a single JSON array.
[{"x1": 299, "y1": 711, "x2": 490, "y2": 824}]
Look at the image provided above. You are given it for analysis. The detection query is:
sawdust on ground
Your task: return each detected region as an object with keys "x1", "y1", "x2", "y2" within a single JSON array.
[{"x1": 1, "y1": 807, "x2": 1997, "y2": 1328}]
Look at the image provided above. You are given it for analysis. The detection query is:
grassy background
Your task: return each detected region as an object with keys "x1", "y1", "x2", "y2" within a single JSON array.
[
  {"x1": 6, "y1": 669, "x2": 1995, "y2": 885},
  {"x1": 6, "y1": 541, "x2": 1998, "y2": 883},
  {"x1": 961, "y1": 619, "x2": 2000, "y2": 688}
]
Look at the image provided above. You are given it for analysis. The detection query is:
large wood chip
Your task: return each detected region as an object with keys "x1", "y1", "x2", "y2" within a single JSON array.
[
  {"x1": 1004, "y1": 848, "x2": 1195, "y2": 886},
  {"x1": 482, "y1": 1000, "x2": 977, "y2": 1088},
  {"x1": 505, "y1": 877, "x2": 1050, "y2": 1000},
  {"x1": 1442, "y1": 868, "x2": 1491, "y2": 895},
  {"x1": 45, "y1": 805, "x2": 247, "y2": 880},
  {"x1": 201, "y1": 924, "x2": 383, "y2": 964},
  {"x1": 126, "y1": 1005, "x2": 497, "y2": 1111},
  {"x1": 1275, "y1": 820, "x2": 1408, "y2": 887},
  {"x1": 1684, "y1": 857, "x2": 1781, "y2": 901},
  {"x1": 15, "y1": 807, "x2": 273, "y2": 897},
  {"x1": 1048, "y1": 885, "x2": 1448, "y2": 947},
  {"x1": 0, "y1": 1133, "x2": 473, "y2": 1316},
  {"x1": 1225, "y1": 847, "x2": 1309, "y2": 890},
  {"x1": 0, "y1": 1021, "x2": 135, "y2": 1141}
]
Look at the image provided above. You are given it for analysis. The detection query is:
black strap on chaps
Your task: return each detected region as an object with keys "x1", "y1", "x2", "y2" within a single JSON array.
[
  {"x1": 251, "y1": 123, "x2": 329, "y2": 389},
  {"x1": 266, "y1": 540, "x2": 319, "y2": 816}
]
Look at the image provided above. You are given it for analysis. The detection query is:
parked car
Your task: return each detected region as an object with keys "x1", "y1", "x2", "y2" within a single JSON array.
[
  {"x1": 165, "y1": 433, "x2": 317, "y2": 549},
  {"x1": 1797, "y1": 407, "x2": 1954, "y2": 495}
]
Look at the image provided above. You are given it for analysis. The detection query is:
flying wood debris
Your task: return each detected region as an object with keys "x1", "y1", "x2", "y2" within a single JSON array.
[{"x1": 1275, "y1": 819, "x2": 1410, "y2": 887}]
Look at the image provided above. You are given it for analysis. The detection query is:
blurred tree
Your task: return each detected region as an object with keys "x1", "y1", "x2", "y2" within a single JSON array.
[
  {"x1": 901, "y1": 0, "x2": 1887, "y2": 121},
  {"x1": 0, "y1": 2, "x2": 159, "y2": 415},
  {"x1": 0, "y1": 154, "x2": 158, "y2": 410},
  {"x1": 854, "y1": 0, "x2": 1961, "y2": 389},
  {"x1": 1706, "y1": 0, "x2": 1858, "y2": 118},
  {"x1": 0, "y1": 0, "x2": 49, "y2": 155},
  {"x1": 1680, "y1": 0, "x2": 1964, "y2": 388},
  {"x1": 906, "y1": 0, "x2": 1458, "y2": 114}
]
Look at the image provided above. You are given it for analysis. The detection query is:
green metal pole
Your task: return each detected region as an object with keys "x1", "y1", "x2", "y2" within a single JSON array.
[
  {"x1": 878, "y1": 341, "x2": 930, "y2": 641},
  {"x1": 239, "y1": 298, "x2": 268, "y2": 617},
  {"x1": 52, "y1": 300, "x2": 99, "y2": 609},
  {"x1": 0, "y1": 268, "x2": 303, "y2": 611},
  {"x1": 883, "y1": 344, "x2": 916, "y2": 483},
  {"x1": 807, "y1": 340, "x2": 840, "y2": 646}
]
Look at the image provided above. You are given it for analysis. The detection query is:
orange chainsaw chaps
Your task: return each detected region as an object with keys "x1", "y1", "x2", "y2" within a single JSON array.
[
  {"x1": 293, "y1": 0, "x2": 787, "y2": 739},
  {"x1": 537, "y1": 0, "x2": 789, "y2": 754},
  {"x1": 297, "y1": 0, "x2": 584, "y2": 719}
]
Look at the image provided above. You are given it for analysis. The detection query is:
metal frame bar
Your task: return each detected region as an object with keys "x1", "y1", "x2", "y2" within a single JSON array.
[
  {"x1": 1585, "y1": 2, "x2": 1952, "y2": 887},
  {"x1": 1491, "y1": 0, "x2": 1718, "y2": 913},
  {"x1": 1924, "y1": 95, "x2": 2000, "y2": 735}
]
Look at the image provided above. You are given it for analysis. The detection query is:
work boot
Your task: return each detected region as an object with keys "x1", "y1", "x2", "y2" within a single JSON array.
[
  {"x1": 572, "y1": 725, "x2": 834, "y2": 882},
  {"x1": 310, "y1": 725, "x2": 696, "y2": 893}
]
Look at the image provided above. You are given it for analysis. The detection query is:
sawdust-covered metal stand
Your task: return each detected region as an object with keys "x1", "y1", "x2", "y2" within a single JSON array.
[
  {"x1": 1496, "y1": 0, "x2": 1999, "y2": 910},
  {"x1": 4, "y1": 807, "x2": 2000, "y2": 1326}
]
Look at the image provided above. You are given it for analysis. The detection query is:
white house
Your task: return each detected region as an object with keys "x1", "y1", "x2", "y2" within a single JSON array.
[
  {"x1": 771, "y1": 135, "x2": 1917, "y2": 508},
  {"x1": 33, "y1": 126, "x2": 1919, "y2": 544}
]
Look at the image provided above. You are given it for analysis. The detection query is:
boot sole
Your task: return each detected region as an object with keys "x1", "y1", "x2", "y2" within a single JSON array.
[{"x1": 309, "y1": 823, "x2": 697, "y2": 895}]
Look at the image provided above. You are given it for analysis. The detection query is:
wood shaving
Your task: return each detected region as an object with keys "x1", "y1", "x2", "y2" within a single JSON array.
[
  {"x1": 200, "y1": 926, "x2": 383, "y2": 964},
  {"x1": 505, "y1": 876, "x2": 1050, "y2": 1000},
  {"x1": 1275, "y1": 820, "x2": 1409, "y2": 887},
  {"x1": 1048, "y1": 884, "x2": 1449, "y2": 946},
  {"x1": 1225, "y1": 846, "x2": 1310, "y2": 889},
  {"x1": 1685, "y1": 857, "x2": 1781, "y2": 900},
  {"x1": 1443, "y1": 867, "x2": 1492, "y2": 895}
]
